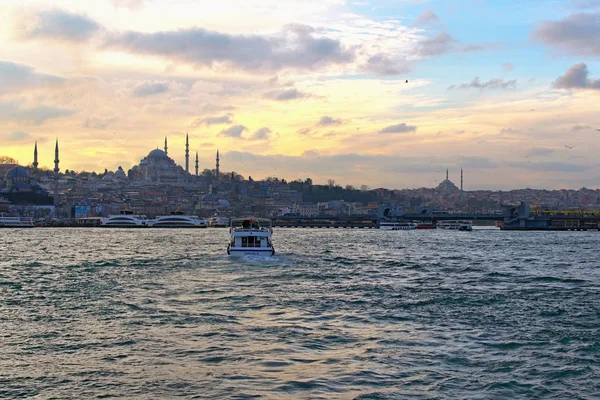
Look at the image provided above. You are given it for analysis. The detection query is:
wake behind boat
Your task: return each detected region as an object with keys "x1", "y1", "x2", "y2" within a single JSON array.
[{"x1": 227, "y1": 217, "x2": 275, "y2": 256}]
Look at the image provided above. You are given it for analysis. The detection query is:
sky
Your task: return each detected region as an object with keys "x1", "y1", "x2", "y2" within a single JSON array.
[{"x1": 1, "y1": 0, "x2": 599, "y2": 190}]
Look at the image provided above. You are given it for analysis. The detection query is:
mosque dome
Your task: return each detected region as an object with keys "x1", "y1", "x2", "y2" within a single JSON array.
[
  {"x1": 202, "y1": 193, "x2": 218, "y2": 202},
  {"x1": 6, "y1": 166, "x2": 28, "y2": 179},
  {"x1": 115, "y1": 169, "x2": 126, "y2": 178},
  {"x1": 148, "y1": 149, "x2": 168, "y2": 159},
  {"x1": 218, "y1": 199, "x2": 231, "y2": 208}
]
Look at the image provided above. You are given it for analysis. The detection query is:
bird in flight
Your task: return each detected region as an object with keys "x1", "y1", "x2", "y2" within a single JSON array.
[
  {"x1": 596, "y1": 129, "x2": 600, "y2": 131},
  {"x1": 405, "y1": 80, "x2": 409, "y2": 83},
  {"x1": 530, "y1": 109, "x2": 535, "y2": 111},
  {"x1": 565, "y1": 145, "x2": 575, "y2": 149}
]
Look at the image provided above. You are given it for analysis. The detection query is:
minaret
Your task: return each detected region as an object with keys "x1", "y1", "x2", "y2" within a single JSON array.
[
  {"x1": 215, "y1": 149, "x2": 220, "y2": 181},
  {"x1": 195, "y1": 151, "x2": 199, "y2": 177},
  {"x1": 460, "y1": 168, "x2": 464, "y2": 191},
  {"x1": 446, "y1": 169, "x2": 449, "y2": 181},
  {"x1": 32, "y1": 141, "x2": 39, "y2": 173},
  {"x1": 164, "y1": 136, "x2": 168, "y2": 156},
  {"x1": 53, "y1": 139, "x2": 60, "y2": 208},
  {"x1": 185, "y1": 133, "x2": 189, "y2": 174}
]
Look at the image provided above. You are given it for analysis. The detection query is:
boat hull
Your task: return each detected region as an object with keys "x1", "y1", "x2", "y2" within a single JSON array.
[{"x1": 228, "y1": 248, "x2": 275, "y2": 256}]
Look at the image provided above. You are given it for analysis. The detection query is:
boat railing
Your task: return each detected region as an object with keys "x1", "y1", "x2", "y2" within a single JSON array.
[{"x1": 231, "y1": 227, "x2": 272, "y2": 233}]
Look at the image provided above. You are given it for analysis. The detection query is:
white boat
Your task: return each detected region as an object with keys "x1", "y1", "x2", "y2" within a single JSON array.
[
  {"x1": 149, "y1": 212, "x2": 208, "y2": 228},
  {"x1": 0, "y1": 213, "x2": 35, "y2": 228},
  {"x1": 227, "y1": 217, "x2": 275, "y2": 256},
  {"x1": 379, "y1": 221, "x2": 416, "y2": 230},
  {"x1": 100, "y1": 210, "x2": 149, "y2": 227},
  {"x1": 437, "y1": 220, "x2": 473, "y2": 231},
  {"x1": 209, "y1": 215, "x2": 230, "y2": 227}
]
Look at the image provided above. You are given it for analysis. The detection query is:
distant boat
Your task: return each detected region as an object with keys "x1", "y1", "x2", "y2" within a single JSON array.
[
  {"x1": 437, "y1": 220, "x2": 473, "y2": 231},
  {"x1": 100, "y1": 210, "x2": 149, "y2": 227},
  {"x1": 379, "y1": 221, "x2": 416, "y2": 230},
  {"x1": 227, "y1": 217, "x2": 275, "y2": 256},
  {"x1": 0, "y1": 213, "x2": 35, "y2": 228}
]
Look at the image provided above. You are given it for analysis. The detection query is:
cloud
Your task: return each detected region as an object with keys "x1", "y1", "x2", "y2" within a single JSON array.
[
  {"x1": 252, "y1": 127, "x2": 273, "y2": 140},
  {"x1": 6, "y1": 131, "x2": 32, "y2": 142},
  {"x1": 16, "y1": 9, "x2": 100, "y2": 43},
  {"x1": 457, "y1": 156, "x2": 498, "y2": 169},
  {"x1": 527, "y1": 148, "x2": 555, "y2": 157},
  {"x1": 0, "y1": 60, "x2": 65, "y2": 94},
  {"x1": 297, "y1": 127, "x2": 316, "y2": 136},
  {"x1": 364, "y1": 54, "x2": 411, "y2": 76},
  {"x1": 103, "y1": 23, "x2": 355, "y2": 73},
  {"x1": 264, "y1": 88, "x2": 310, "y2": 101},
  {"x1": 219, "y1": 125, "x2": 247, "y2": 138},
  {"x1": 190, "y1": 114, "x2": 234, "y2": 127},
  {"x1": 132, "y1": 81, "x2": 170, "y2": 97},
  {"x1": 571, "y1": 124, "x2": 592, "y2": 132},
  {"x1": 502, "y1": 63, "x2": 515, "y2": 71},
  {"x1": 112, "y1": 0, "x2": 148, "y2": 10},
  {"x1": 302, "y1": 149, "x2": 321, "y2": 157},
  {"x1": 317, "y1": 116, "x2": 342, "y2": 126},
  {"x1": 417, "y1": 32, "x2": 455, "y2": 56},
  {"x1": 552, "y1": 63, "x2": 600, "y2": 90},
  {"x1": 379, "y1": 123, "x2": 417, "y2": 134},
  {"x1": 570, "y1": 0, "x2": 600, "y2": 9},
  {"x1": 509, "y1": 161, "x2": 591, "y2": 172},
  {"x1": 532, "y1": 12, "x2": 600, "y2": 56},
  {"x1": 414, "y1": 10, "x2": 440, "y2": 26},
  {"x1": 0, "y1": 101, "x2": 74, "y2": 125},
  {"x1": 197, "y1": 103, "x2": 235, "y2": 114},
  {"x1": 84, "y1": 117, "x2": 118, "y2": 129},
  {"x1": 448, "y1": 77, "x2": 517, "y2": 90}
]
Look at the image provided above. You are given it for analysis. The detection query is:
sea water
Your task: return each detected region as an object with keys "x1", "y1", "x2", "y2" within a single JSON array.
[{"x1": 1, "y1": 228, "x2": 599, "y2": 399}]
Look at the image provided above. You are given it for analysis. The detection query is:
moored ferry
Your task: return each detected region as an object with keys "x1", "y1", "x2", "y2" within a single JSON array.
[
  {"x1": 227, "y1": 217, "x2": 275, "y2": 256},
  {"x1": 0, "y1": 213, "x2": 35, "y2": 228},
  {"x1": 149, "y1": 212, "x2": 208, "y2": 228},
  {"x1": 437, "y1": 220, "x2": 473, "y2": 231},
  {"x1": 379, "y1": 221, "x2": 416, "y2": 230},
  {"x1": 100, "y1": 210, "x2": 149, "y2": 227},
  {"x1": 415, "y1": 221, "x2": 436, "y2": 229},
  {"x1": 209, "y1": 215, "x2": 230, "y2": 227}
]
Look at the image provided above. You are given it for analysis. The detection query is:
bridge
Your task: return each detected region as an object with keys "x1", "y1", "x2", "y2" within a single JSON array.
[{"x1": 272, "y1": 213, "x2": 502, "y2": 228}]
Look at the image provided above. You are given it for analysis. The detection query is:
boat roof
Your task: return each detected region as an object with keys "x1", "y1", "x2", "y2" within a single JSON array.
[{"x1": 230, "y1": 217, "x2": 272, "y2": 222}]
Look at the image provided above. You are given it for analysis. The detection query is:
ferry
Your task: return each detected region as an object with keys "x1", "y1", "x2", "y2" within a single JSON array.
[
  {"x1": 0, "y1": 213, "x2": 35, "y2": 228},
  {"x1": 100, "y1": 210, "x2": 149, "y2": 227},
  {"x1": 415, "y1": 221, "x2": 436, "y2": 229},
  {"x1": 379, "y1": 221, "x2": 416, "y2": 230},
  {"x1": 209, "y1": 215, "x2": 230, "y2": 227},
  {"x1": 227, "y1": 217, "x2": 275, "y2": 256},
  {"x1": 437, "y1": 220, "x2": 473, "y2": 231},
  {"x1": 149, "y1": 211, "x2": 208, "y2": 228}
]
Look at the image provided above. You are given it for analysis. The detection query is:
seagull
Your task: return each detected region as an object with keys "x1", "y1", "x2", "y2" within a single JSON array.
[
  {"x1": 596, "y1": 129, "x2": 600, "y2": 132},
  {"x1": 405, "y1": 80, "x2": 409, "y2": 83},
  {"x1": 530, "y1": 109, "x2": 535, "y2": 111},
  {"x1": 565, "y1": 145, "x2": 575, "y2": 149}
]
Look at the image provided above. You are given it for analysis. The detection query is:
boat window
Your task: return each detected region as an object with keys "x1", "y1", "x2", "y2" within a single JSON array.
[{"x1": 241, "y1": 237, "x2": 248, "y2": 247}]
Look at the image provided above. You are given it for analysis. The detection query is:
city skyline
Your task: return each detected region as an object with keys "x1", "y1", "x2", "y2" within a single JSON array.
[{"x1": 1, "y1": 0, "x2": 599, "y2": 190}]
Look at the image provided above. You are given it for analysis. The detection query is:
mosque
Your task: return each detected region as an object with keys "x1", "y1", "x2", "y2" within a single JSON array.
[
  {"x1": 125, "y1": 135, "x2": 220, "y2": 185},
  {"x1": 0, "y1": 141, "x2": 54, "y2": 205}
]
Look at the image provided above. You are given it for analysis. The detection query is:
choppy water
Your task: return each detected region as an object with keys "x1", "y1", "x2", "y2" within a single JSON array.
[{"x1": 1, "y1": 228, "x2": 599, "y2": 399}]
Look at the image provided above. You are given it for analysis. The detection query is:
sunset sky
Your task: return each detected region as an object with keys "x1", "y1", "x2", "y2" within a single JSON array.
[{"x1": 1, "y1": 0, "x2": 599, "y2": 190}]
